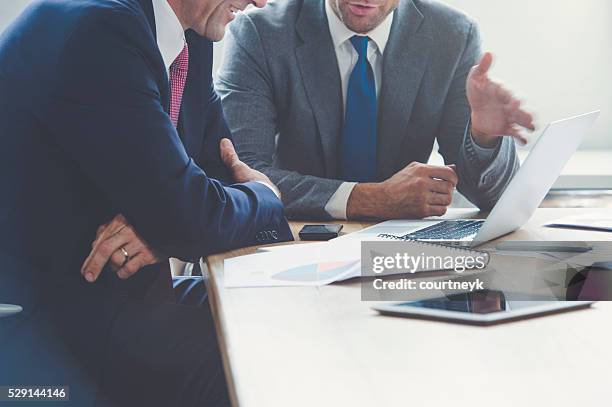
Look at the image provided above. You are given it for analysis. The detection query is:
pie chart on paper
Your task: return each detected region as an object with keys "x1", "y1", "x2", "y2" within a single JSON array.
[{"x1": 271, "y1": 260, "x2": 359, "y2": 282}]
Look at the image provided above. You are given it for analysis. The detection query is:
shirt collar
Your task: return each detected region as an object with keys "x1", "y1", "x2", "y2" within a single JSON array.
[
  {"x1": 325, "y1": 0, "x2": 394, "y2": 55},
  {"x1": 152, "y1": 0, "x2": 186, "y2": 71}
]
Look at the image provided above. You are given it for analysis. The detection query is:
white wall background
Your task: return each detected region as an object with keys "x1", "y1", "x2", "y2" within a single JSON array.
[
  {"x1": 2, "y1": 0, "x2": 611, "y2": 150},
  {"x1": 0, "y1": 1, "x2": 29, "y2": 31},
  {"x1": 443, "y1": 0, "x2": 612, "y2": 150}
]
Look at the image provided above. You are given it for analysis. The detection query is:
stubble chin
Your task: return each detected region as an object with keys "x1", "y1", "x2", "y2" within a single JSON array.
[{"x1": 339, "y1": 8, "x2": 386, "y2": 33}]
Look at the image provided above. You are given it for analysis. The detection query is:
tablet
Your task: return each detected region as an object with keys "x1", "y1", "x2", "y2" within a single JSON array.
[{"x1": 373, "y1": 291, "x2": 594, "y2": 325}]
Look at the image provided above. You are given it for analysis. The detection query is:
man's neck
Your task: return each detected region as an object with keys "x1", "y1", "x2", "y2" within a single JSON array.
[{"x1": 166, "y1": 0, "x2": 189, "y2": 30}]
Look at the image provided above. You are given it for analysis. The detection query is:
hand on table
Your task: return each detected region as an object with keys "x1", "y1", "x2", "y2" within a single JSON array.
[
  {"x1": 347, "y1": 162, "x2": 458, "y2": 220},
  {"x1": 81, "y1": 214, "x2": 163, "y2": 283},
  {"x1": 467, "y1": 52, "x2": 536, "y2": 147}
]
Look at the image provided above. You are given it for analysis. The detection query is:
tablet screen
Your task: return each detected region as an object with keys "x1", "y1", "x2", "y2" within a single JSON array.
[{"x1": 398, "y1": 290, "x2": 554, "y2": 315}]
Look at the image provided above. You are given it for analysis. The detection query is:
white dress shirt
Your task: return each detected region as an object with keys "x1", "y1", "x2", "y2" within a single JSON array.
[
  {"x1": 323, "y1": 2, "x2": 496, "y2": 220},
  {"x1": 152, "y1": 0, "x2": 185, "y2": 73},
  {"x1": 323, "y1": 1, "x2": 392, "y2": 220}
]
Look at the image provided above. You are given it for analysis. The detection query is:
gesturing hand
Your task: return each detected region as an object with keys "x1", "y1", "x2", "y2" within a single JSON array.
[
  {"x1": 467, "y1": 52, "x2": 535, "y2": 147},
  {"x1": 81, "y1": 214, "x2": 163, "y2": 283},
  {"x1": 220, "y1": 138, "x2": 281, "y2": 197}
]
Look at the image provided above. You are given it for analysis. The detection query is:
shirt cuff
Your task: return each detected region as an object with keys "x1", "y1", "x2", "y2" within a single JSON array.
[
  {"x1": 255, "y1": 181, "x2": 281, "y2": 199},
  {"x1": 324, "y1": 182, "x2": 357, "y2": 220},
  {"x1": 469, "y1": 132, "x2": 500, "y2": 163}
]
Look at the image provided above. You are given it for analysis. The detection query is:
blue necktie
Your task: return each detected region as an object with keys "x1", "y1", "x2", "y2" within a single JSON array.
[{"x1": 339, "y1": 36, "x2": 377, "y2": 182}]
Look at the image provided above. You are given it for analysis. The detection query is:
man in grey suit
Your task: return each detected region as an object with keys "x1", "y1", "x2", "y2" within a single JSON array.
[{"x1": 217, "y1": 0, "x2": 535, "y2": 220}]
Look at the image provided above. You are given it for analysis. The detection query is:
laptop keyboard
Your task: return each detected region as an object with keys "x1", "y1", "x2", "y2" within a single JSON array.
[{"x1": 400, "y1": 220, "x2": 485, "y2": 241}]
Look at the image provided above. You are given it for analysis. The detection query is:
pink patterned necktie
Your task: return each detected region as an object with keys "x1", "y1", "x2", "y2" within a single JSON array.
[{"x1": 169, "y1": 43, "x2": 189, "y2": 128}]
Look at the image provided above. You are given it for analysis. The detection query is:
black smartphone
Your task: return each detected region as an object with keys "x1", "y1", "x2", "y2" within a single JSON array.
[{"x1": 298, "y1": 225, "x2": 344, "y2": 241}]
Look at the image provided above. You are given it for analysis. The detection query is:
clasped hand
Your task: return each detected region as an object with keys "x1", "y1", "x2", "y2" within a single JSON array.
[{"x1": 81, "y1": 139, "x2": 277, "y2": 283}]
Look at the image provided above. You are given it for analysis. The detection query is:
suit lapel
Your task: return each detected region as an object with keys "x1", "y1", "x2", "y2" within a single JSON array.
[
  {"x1": 139, "y1": 0, "x2": 156, "y2": 37},
  {"x1": 138, "y1": 0, "x2": 170, "y2": 113},
  {"x1": 377, "y1": 0, "x2": 432, "y2": 179},
  {"x1": 295, "y1": 0, "x2": 343, "y2": 176}
]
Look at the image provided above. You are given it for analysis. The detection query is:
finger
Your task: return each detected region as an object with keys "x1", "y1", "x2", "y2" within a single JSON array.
[
  {"x1": 81, "y1": 228, "x2": 131, "y2": 283},
  {"x1": 428, "y1": 192, "x2": 453, "y2": 206},
  {"x1": 116, "y1": 253, "x2": 145, "y2": 280},
  {"x1": 428, "y1": 178, "x2": 454, "y2": 195},
  {"x1": 510, "y1": 107, "x2": 535, "y2": 131},
  {"x1": 83, "y1": 215, "x2": 130, "y2": 277},
  {"x1": 427, "y1": 205, "x2": 448, "y2": 217},
  {"x1": 473, "y1": 52, "x2": 493, "y2": 77},
  {"x1": 507, "y1": 126, "x2": 528, "y2": 146},
  {"x1": 96, "y1": 224, "x2": 107, "y2": 238},
  {"x1": 101, "y1": 215, "x2": 128, "y2": 238},
  {"x1": 424, "y1": 165, "x2": 459, "y2": 186},
  {"x1": 220, "y1": 138, "x2": 241, "y2": 168},
  {"x1": 109, "y1": 249, "x2": 127, "y2": 271},
  {"x1": 91, "y1": 221, "x2": 126, "y2": 249},
  {"x1": 108, "y1": 240, "x2": 145, "y2": 271},
  {"x1": 502, "y1": 99, "x2": 534, "y2": 132},
  {"x1": 86, "y1": 222, "x2": 126, "y2": 266},
  {"x1": 117, "y1": 252, "x2": 157, "y2": 280},
  {"x1": 123, "y1": 240, "x2": 146, "y2": 261}
]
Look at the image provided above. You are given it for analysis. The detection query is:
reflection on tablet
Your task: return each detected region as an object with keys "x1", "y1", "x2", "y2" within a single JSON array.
[
  {"x1": 375, "y1": 286, "x2": 596, "y2": 325},
  {"x1": 404, "y1": 291, "x2": 508, "y2": 314}
]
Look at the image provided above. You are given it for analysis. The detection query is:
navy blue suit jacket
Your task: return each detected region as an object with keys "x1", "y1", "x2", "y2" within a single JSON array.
[{"x1": 0, "y1": 0, "x2": 292, "y2": 283}]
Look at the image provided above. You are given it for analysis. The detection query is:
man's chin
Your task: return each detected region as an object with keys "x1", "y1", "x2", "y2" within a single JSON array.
[
  {"x1": 342, "y1": 16, "x2": 383, "y2": 34},
  {"x1": 193, "y1": 18, "x2": 228, "y2": 41},
  {"x1": 340, "y1": 6, "x2": 389, "y2": 34},
  {"x1": 203, "y1": 25, "x2": 227, "y2": 42}
]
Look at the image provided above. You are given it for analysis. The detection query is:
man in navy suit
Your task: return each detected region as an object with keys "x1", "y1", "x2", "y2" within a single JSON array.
[{"x1": 0, "y1": 0, "x2": 290, "y2": 405}]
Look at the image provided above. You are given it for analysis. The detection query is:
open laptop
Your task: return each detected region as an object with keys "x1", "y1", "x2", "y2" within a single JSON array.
[{"x1": 380, "y1": 111, "x2": 600, "y2": 247}]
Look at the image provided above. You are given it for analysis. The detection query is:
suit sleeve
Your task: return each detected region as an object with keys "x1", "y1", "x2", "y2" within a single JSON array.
[
  {"x1": 215, "y1": 14, "x2": 344, "y2": 220},
  {"x1": 36, "y1": 9, "x2": 292, "y2": 261},
  {"x1": 436, "y1": 21, "x2": 519, "y2": 211},
  {"x1": 191, "y1": 81, "x2": 235, "y2": 184},
  {"x1": 193, "y1": 40, "x2": 234, "y2": 184}
]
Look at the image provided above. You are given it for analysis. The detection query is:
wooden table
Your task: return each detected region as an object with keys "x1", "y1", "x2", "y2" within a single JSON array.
[{"x1": 205, "y1": 209, "x2": 612, "y2": 407}]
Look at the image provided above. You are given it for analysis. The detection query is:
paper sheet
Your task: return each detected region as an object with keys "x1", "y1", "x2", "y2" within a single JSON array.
[{"x1": 224, "y1": 240, "x2": 362, "y2": 288}]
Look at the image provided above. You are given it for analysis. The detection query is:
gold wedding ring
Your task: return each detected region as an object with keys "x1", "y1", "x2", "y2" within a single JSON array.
[{"x1": 120, "y1": 247, "x2": 129, "y2": 267}]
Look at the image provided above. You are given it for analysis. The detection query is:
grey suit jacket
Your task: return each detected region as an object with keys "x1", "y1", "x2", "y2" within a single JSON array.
[{"x1": 216, "y1": 0, "x2": 519, "y2": 219}]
